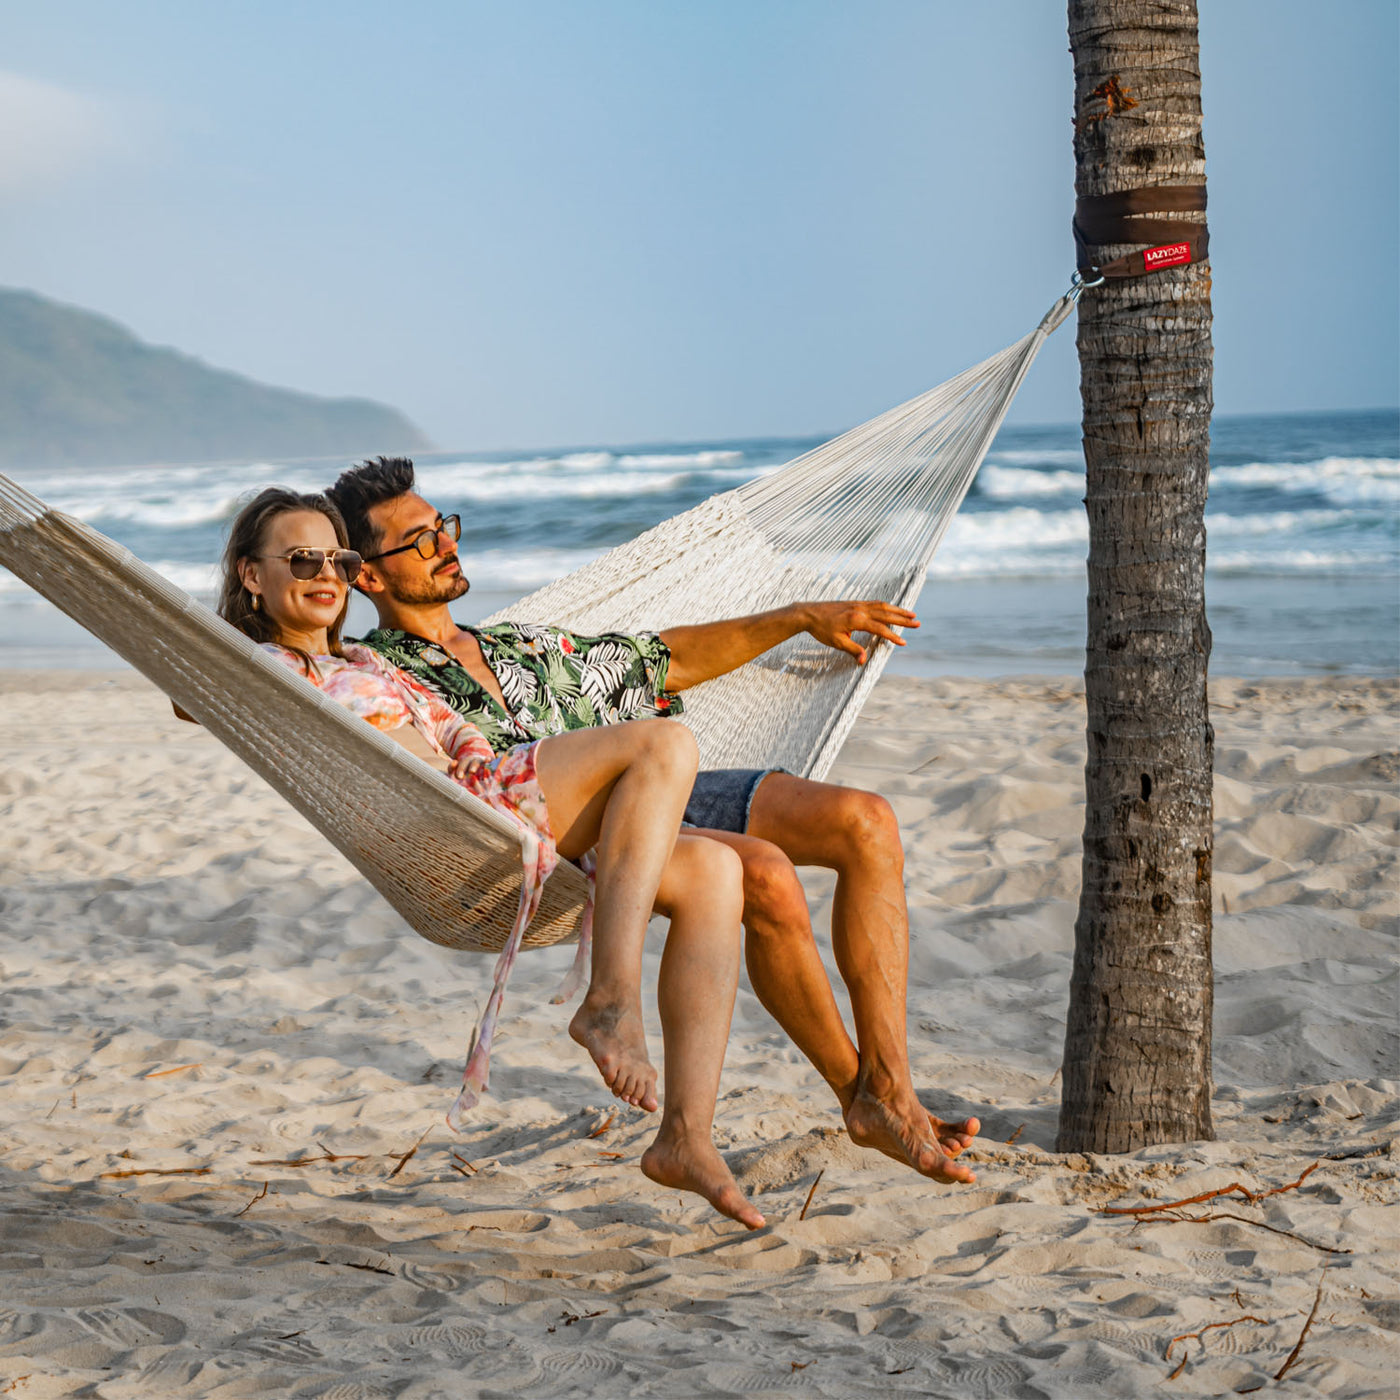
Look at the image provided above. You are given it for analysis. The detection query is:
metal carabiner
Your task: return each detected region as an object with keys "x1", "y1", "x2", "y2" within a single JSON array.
[{"x1": 1069, "y1": 268, "x2": 1107, "y2": 301}]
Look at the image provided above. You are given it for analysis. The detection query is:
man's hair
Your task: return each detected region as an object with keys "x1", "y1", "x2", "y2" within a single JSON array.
[{"x1": 326, "y1": 456, "x2": 417, "y2": 560}]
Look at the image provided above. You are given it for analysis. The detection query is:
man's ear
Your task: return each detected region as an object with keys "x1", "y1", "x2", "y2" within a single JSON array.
[{"x1": 354, "y1": 562, "x2": 387, "y2": 596}]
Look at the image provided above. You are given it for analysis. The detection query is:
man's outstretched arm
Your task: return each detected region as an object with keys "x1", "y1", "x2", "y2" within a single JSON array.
[{"x1": 659, "y1": 601, "x2": 918, "y2": 692}]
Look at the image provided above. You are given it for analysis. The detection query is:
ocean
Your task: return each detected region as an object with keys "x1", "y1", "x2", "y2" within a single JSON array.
[{"x1": 1, "y1": 408, "x2": 1395, "y2": 678}]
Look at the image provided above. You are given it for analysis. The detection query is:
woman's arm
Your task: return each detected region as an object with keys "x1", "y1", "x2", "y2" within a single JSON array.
[{"x1": 376, "y1": 656, "x2": 495, "y2": 769}]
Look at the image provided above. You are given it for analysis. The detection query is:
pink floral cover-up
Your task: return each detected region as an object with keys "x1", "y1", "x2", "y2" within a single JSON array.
[{"x1": 261, "y1": 643, "x2": 592, "y2": 1125}]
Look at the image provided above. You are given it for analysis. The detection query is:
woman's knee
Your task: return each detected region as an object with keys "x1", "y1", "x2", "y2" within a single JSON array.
[
  {"x1": 631, "y1": 718, "x2": 698, "y2": 780},
  {"x1": 699, "y1": 838, "x2": 744, "y2": 916},
  {"x1": 661, "y1": 835, "x2": 744, "y2": 922}
]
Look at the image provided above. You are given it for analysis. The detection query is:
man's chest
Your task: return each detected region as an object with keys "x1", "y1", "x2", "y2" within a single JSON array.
[{"x1": 439, "y1": 634, "x2": 510, "y2": 711}]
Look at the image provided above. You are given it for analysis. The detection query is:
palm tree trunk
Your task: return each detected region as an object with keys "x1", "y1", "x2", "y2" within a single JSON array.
[{"x1": 1057, "y1": 0, "x2": 1215, "y2": 1153}]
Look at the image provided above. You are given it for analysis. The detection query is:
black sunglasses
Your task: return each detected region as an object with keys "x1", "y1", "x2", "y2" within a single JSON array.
[
  {"x1": 365, "y1": 514, "x2": 462, "y2": 563},
  {"x1": 253, "y1": 548, "x2": 363, "y2": 584}
]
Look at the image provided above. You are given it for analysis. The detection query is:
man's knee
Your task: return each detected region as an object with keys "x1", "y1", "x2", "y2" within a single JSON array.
[
  {"x1": 738, "y1": 840, "x2": 809, "y2": 934},
  {"x1": 834, "y1": 788, "x2": 904, "y2": 869}
]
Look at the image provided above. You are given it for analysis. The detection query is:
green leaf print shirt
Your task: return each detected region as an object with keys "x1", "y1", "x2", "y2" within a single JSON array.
[{"x1": 356, "y1": 622, "x2": 684, "y2": 752}]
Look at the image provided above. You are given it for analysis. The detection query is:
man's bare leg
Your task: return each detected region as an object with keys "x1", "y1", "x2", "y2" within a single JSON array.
[
  {"x1": 640, "y1": 835, "x2": 764, "y2": 1229},
  {"x1": 694, "y1": 823, "x2": 977, "y2": 1175},
  {"x1": 689, "y1": 831, "x2": 860, "y2": 1097},
  {"x1": 743, "y1": 774, "x2": 979, "y2": 1182},
  {"x1": 534, "y1": 720, "x2": 698, "y2": 1112}
]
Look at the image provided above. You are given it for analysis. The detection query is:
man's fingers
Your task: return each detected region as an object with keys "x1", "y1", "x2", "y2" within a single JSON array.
[
  {"x1": 838, "y1": 613, "x2": 906, "y2": 648},
  {"x1": 832, "y1": 632, "x2": 867, "y2": 663},
  {"x1": 867, "y1": 602, "x2": 919, "y2": 627},
  {"x1": 807, "y1": 600, "x2": 919, "y2": 660}
]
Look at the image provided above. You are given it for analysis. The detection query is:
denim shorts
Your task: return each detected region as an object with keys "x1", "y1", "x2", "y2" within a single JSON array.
[{"x1": 682, "y1": 767, "x2": 785, "y2": 835}]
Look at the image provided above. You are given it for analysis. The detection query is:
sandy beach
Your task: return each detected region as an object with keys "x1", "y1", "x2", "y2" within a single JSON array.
[{"x1": 0, "y1": 668, "x2": 1395, "y2": 1398}]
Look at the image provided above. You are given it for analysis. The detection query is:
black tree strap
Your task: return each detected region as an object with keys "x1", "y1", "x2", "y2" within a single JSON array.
[{"x1": 1074, "y1": 184, "x2": 1209, "y2": 280}]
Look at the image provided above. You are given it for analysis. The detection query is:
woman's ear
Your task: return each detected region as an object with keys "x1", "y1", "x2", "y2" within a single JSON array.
[{"x1": 237, "y1": 557, "x2": 261, "y2": 601}]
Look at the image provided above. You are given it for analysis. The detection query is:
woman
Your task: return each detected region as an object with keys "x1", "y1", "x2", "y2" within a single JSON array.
[{"x1": 220, "y1": 487, "x2": 762, "y2": 1229}]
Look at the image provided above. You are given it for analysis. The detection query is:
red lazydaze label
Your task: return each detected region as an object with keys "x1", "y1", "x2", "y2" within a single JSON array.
[{"x1": 1143, "y1": 241, "x2": 1192, "y2": 270}]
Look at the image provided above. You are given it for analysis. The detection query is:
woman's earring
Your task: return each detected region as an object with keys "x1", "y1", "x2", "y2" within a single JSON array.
[{"x1": 250, "y1": 592, "x2": 261, "y2": 613}]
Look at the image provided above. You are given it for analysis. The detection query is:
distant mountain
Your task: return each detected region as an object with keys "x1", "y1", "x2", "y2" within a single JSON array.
[{"x1": 0, "y1": 287, "x2": 431, "y2": 468}]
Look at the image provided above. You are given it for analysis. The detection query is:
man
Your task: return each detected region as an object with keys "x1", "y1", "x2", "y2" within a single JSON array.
[{"x1": 327, "y1": 457, "x2": 979, "y2": 1184}]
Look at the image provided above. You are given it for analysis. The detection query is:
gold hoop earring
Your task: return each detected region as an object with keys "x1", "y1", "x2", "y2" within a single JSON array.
[{"x1": 250, "y1": 593, "x2": 261, "y2": 613}]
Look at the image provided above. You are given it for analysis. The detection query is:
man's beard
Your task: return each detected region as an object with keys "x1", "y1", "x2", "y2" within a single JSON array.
[{"x1": 385, "y1": 565, "x2": 470, "y2": 607}]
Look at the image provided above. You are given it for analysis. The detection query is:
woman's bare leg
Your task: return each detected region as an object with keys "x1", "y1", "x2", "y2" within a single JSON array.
[
  {"x1": 533, "y1": 720, "x2": 698, "y2": 1111},
  {"x1": 639, "y1": 835, "x2": 764, "y2": 1230}
]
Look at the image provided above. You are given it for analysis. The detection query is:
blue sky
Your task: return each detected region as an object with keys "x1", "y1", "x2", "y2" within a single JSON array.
[{"x1": 2, "y1": 1, "x2": 1396, "y2": 450}]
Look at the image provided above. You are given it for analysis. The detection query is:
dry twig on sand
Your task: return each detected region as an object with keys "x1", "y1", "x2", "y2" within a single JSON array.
[
  {"x1": 1322, "y1": 1142, "x2": 1385, "y2": 1161},
  {"x1": 1164, "y1": 1316, "x2": 1269, "y2": 1381},
  {"x1": 1107, "y1": 1162, "x2": 1344, "y2": 1256},
  {"x1": 1235, "y1": 1264, "x2": 1332, "y2": 1393},
  {"x1": 799, "y1": 1169, "x2": 825, "y2": 1221},
  {"x1": 387, "y1": 1127, "x2": 432, "y2": 1179},
  {"x1": 99, "y1": 1165, "x2": 211, "y2": 1179},
  {"x1": 141, "y1": 1063, "x2": 201, "y2": 1079},
  {"x1": 1005, "y1": 1124, "x2": 1025, "y2": 1146},
  {"x1": 1272, "y1": 1267, "x2": 1329, "y2": 1384},
  {"x1": 316, "y1": 1258, "x2": 395, "y2": 1277},
  {"x1": 233, "y1": 1182, "x2": 268, "y2": 1218},
  {"x1": 250, "y1": 1142, "x2": 369, "y2": 1168},
  {"x1": 1141, "y1": 1209, "x2": 1349, "y2": 1255},
  {"x1": 586, "y1": 1111, "x2": 616, "y2": 1139},
  {"x1": 1100, "y1": 1161, "x2": 1319, "y2": 1216}
]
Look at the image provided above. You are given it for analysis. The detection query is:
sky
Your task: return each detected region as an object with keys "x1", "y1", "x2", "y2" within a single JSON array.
[{"x1": 2, "y1": 1, "x2": 1396, "y2": 452}]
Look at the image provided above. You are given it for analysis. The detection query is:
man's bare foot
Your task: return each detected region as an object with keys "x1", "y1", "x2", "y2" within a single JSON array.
[
  {"x1": 641, "y1": 1131, "x2": 765, "y2": 1230},
  {"x1": 845, "y1": 1088, "x2": 977, "y2": 1184},
  {"x1": 568, "y1": 997, "x2": 658, "y2": 1111},
  {"x1": 927, "y1": 1112, "x2": 980, "y2": 1158}
]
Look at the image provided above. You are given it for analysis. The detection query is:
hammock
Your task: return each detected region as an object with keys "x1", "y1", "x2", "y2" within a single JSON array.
[{"x1": 0, "y1": 292, "x2": 1075, "y2": 956}]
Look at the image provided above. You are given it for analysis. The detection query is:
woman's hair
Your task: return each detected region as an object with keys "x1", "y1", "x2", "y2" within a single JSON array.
[{"x1": 218, "y1": 487, "x2": 353, "y2": 666}]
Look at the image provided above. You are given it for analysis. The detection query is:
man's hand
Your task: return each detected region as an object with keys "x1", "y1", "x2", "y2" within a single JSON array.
[{"x1": 801, "y1": 600, "x2": 918, "y2": 665}]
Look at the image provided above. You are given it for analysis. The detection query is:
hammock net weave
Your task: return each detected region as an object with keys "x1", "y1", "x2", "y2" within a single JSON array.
[{"x1": 0, "y1": 293, "x2": 1074, "y2": 954}]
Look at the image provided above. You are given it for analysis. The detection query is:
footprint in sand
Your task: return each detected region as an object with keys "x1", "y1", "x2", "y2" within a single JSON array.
[
  {"x1": 76, "y1": 1306, "x2": 186, "y2": 1347},
  {"x1": 538, "y1": 1347, "x2": 625, "y2": 1385},
  {"x1": 405, "y1": 1321, "x2": 490, "y2": 1355}
]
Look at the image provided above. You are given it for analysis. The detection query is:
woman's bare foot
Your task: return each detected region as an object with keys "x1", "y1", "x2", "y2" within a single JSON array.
[
  {"x1": 845, "y1": 1084, "x2": 977, "y2": 1184},
  {"x1": 641, "y1": 1130, "x2": 765, "y2": 1229},
  {"x1": 569, "y1": 997, "x2": 658, "y2": 1111}
]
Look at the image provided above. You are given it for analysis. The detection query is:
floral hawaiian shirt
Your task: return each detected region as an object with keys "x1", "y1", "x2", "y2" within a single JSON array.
[{"x1": 356, "y1": 622, "x2": 684, "y2": 751}]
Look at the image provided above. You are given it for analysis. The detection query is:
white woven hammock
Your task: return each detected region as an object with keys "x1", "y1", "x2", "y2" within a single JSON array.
[{"x1": 0, "y1": 294, "x2": 1074, "y2": 955}]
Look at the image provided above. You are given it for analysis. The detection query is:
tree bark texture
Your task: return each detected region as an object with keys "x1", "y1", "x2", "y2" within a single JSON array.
[{"x1": 1057, "y1": 0, "x2": 1215, "y2": 1153}]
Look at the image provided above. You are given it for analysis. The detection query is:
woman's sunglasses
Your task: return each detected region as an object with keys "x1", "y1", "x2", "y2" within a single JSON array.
[{"x1": 253, "y1": 548, "x2": 363, "y2": 584}]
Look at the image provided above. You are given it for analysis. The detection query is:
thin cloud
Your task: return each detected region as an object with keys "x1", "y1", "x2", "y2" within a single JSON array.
[{"x1": 0, "y1": 71, "x2": 133, "y2": 191}]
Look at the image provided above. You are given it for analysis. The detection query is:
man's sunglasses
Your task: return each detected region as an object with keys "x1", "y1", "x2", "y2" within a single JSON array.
[
  {"x1": 253, "y1": 548, "x2": 363, "y2": 584},
  {"x1": 365, "y1": 515, "x2": 462, "y2": 563}
]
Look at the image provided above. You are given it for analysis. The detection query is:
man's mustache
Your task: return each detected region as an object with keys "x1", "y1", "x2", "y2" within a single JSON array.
[{"x1": 433, "y1": 553, "x2": 469, "y2": 589}]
